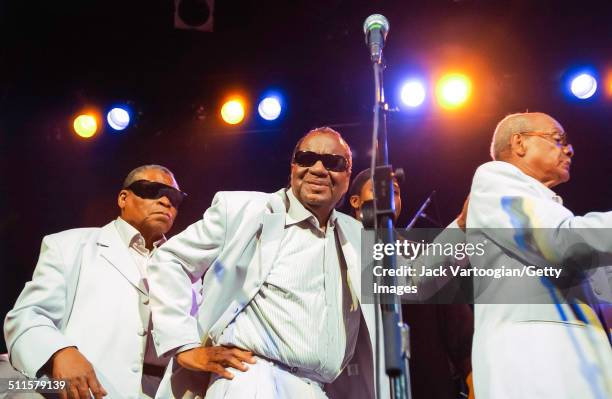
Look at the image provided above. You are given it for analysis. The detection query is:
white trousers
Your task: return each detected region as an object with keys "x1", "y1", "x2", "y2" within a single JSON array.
[{"x1": 206, "y1": 357, "x2": 328, "y2": 399}]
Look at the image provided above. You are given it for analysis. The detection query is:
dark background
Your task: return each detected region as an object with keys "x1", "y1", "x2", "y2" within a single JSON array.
[{"x1": 1, "y1": 0, "x2": 611, "y2": 352}]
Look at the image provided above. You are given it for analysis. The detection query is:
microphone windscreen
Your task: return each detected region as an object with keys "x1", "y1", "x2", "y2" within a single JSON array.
[{"x1": 363, "y1": 14, "x2": 390, "y2": 36}]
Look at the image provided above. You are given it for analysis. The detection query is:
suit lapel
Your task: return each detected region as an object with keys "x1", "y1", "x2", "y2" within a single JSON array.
[
  {"x1": 336, "y1": 218, "x2": 379, "y2": 369},
  {"x1": 97, "y1": 221, "x2": 148, "y2": 296},
  {"x1": 336, "y1": 218, "x2": 362, "y2": 300},
  {"x1": 258, "y1": 190, "x2": 287, "y2": 278}
]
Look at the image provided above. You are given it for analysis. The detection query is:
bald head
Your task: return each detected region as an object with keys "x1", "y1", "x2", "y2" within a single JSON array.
[
  {"x1": 491, "y1": 112, "x2": 563, "y2": 161},
  {"x1": 490, "y1": 112, "x2": 573, "y2": 188}
]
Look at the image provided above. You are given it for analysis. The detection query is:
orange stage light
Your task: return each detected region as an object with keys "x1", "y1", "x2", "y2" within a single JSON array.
[
  {"x1": 73, "y1": 114, "x2": 98, "y2": 138},
  {"x1": 220, "y1": 100, "x2": 245, "y2": 125},
  {"x1": 436, "y1": 73, "x2": 472, "y2": 110}
]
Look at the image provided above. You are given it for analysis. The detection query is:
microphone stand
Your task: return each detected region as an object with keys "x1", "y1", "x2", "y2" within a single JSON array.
[{"x1": 368, "y1": 46, "x2": 412, "y2": 399}]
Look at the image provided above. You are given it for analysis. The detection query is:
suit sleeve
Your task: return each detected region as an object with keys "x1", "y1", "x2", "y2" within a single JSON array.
[
  {"x1": 148, "y1": 192, "x2": 227, "y2": 356},
  {"x1": 467, "y1": 162, "x2": 612, "y2": 270},
  {"x1": 3, "y1": 235, "x2": 75, "y2": 378}
]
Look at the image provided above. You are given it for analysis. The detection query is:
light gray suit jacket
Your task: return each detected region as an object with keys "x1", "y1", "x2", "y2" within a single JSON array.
[
  {"x1": 4, "y1": 221, "x2": 202, "y2": 399},
  {"x1": 467, "y1": 161, "x2": 612, "y2": 399},
  {"x1": 147, "y1": 189, "x2": 390, "y2": 399}
]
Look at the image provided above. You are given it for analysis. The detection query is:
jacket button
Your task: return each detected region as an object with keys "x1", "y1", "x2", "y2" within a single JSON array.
[
  {"x1": 138, "y1": 329, "x2": 147, "y2": 336},
  {"x1": 131, "y1": 365, "x2": 140, "y2": 373},
  {"x1": 290, "y1": 366, "x2": 298, "y2": 373}
]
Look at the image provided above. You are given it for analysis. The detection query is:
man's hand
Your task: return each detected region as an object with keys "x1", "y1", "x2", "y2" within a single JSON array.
[
  {"x1": 49, "y1": 346, "x2": 107, "y2": 399},
  {"x1": 176, "y1": 346, "x2": 256, "y2": 380}
]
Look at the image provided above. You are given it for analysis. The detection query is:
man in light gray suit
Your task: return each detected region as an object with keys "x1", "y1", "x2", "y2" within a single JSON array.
[
  {"x1": 467, "y1": 112, "x2": 612, "y2": 398},
  {"x1": 147, "y1": 127, "x2": 390, "y2": 398},
  {"x1": 3, "y1": 165, "x2": 243, "y2": 399}
]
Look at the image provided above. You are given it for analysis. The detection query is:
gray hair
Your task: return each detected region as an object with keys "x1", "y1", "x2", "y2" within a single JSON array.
[
  {"x1": 290, "y1": 126, "x2": 353, "y2": 170},
  {"x1": 122, "y1": 164, "x2": 175, "y2": 188},
  {"x1": 490, "y1": 112, "x2": 555, "y2": 160}
]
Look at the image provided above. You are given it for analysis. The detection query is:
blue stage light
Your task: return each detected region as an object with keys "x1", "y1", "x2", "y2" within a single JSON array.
[
  {"x1": 570, "y1": 73, "x2": 597, "y2": 99},
  {"x1": 400, "y1": 80, "x2": 426, "y2": 107},
  {"x1": 107, "y1": 107, "x2": 131, "y2": 131},
  {"x1": 258, "y1": 97, "x2": 282, "y2": 120}
]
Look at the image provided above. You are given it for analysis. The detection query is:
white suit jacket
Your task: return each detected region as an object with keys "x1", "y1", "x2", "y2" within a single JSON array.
[
  {"x1": 147, "y1": 189, "x2": 391, "y2": 399},
  {"x1": 467, "y1": 161, "x2": 612, "y2": 399},
  {"x1": 4, "y1": 221, "x2": 202, "y2": 399}
]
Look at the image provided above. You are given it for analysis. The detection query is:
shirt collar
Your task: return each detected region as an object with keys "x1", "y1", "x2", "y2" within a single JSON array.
[
  {"x1": 285, "y1": 188, "x2": 338, "y2": 229},
  {"x1": 521, "y1": 169, "x2": 564, "y2": 204},
  {"x1": 114, "y1": 217, "x2": 166, "y2": 250},
  {"x1": 497, "y1": 161, "x2": 564, "y2": 205}
]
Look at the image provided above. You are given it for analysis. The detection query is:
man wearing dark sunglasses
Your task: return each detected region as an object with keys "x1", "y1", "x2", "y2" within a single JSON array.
[
  {"x1": 289, "y1": 130, "x2": 352, "y2": 228},
  {"x1": 4, "y1": 165, "x2": 217, "y2": 399},
  {"x1": 147, "y1": 127, "x2": 389, "y2": 399}
]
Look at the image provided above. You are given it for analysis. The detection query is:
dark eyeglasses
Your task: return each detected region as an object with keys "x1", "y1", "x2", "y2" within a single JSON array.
[
  {"x1": 293, "y1": 150, "x2": 349, "y2": 172},
  {"x1": 124, "y1": 180, "x2": 187, "y2": 208}
]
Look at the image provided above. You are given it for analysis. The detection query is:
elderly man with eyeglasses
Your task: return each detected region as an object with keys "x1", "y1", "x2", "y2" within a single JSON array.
[
  {"x1": 146, "y1": 127, "x2": 389, "y2": 399},
  {"x1": 3, "y1": 165, "x2": 215, "y2": 399},
  {"x1": 466, "y1": 112, "x2": 612, "y2": 398}
]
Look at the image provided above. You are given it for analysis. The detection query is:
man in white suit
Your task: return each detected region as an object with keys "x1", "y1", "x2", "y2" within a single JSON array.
[
  {"x1": 3, "y1": 165, "x2": 223, "y2": 399},
  {"x1": 467, "y1": 112, "x2": 612, "y2": 398},
  {"x1": 147, "y1": 127, "x2": 391, "y2": 398}
]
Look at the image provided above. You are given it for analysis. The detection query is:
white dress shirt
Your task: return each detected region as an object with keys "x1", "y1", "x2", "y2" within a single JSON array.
[
  {"x1": 114, "y1": 217, "x2": 167, "y2": 367},
  {"x1": 217, "y1": 189, "x2": 360, "y2": 383}
]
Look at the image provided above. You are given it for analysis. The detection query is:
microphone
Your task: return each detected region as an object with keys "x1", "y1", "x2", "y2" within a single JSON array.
[
  {"x1": 363, "y1": 14, "x2": 390, "y2": 63},
  {"x1": 405, "y1": 191, "x2": 436, "y2": 230}
]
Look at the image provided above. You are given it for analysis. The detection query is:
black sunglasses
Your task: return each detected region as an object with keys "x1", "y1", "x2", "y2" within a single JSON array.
[
  {"x1": 124, "y1": 180, "x2": 187, "y2": 208},
  {"x1": 293, "y1": 150, "x2": 349, "y2": 172}
]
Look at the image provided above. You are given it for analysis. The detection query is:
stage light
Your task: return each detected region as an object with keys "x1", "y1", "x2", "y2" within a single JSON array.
[
  {"x1": 174, "y1": 0, "x2": 214, "y2": 32},
  {"x1": 258, "y1": 97, "x2": 282, "y2": 120},
  {"x1": 73, "y1": 114, "x2": 98, "y2": 138},
  {"x1": 107, "y1": 107, "x2": 130, "y2": 131},
  {"x1": 400, "y1": 80, "x2": 426, "y2": 107},
  {"x1": 436, "y1": 73, "x2": 472, "y2": 109},
  {"x1": 220, "y1": 100, "x2": 245, "y2": 125},
  {"x1": 570, "y1": 73, "x2": 597, "y2": 99}
]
